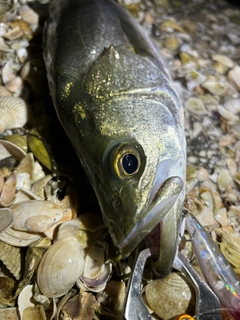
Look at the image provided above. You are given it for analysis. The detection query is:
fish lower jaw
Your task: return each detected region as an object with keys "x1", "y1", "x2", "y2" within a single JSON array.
[{"x1": 117, "y1": 176, "x2": 183, "y2": 257}]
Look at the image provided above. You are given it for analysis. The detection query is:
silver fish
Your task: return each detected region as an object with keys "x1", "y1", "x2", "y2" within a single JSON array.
[{"x1": 45, "y1": 0, "x2": 186, "y2": 275}]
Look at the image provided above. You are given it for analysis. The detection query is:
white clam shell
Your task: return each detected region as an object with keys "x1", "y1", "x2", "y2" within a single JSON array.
[
  {"x1": 0, "y1": 227, "x2": 41, "y2": 247},
  {"x1": 11, "y1": 200, "x2": 64, "y2": 232},
  {"x1": 37, "y1": 236, "x2": 84, "y2": 298},
  {"x1": 0, "y1": 96, "x2": 29, "y2": 134},
  {"x1": 57, "y1": 219, "x2": 81, "y2": 240}
]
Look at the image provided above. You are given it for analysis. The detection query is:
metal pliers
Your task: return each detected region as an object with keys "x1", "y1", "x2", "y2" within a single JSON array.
[{"x1": 123, "y1": 247, "x2": 222, "y2": 320}]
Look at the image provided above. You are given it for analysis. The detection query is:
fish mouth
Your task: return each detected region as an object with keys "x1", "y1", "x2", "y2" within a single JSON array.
[{"x1": 117, "y1": 175, "x2": 184, "y2": 256}]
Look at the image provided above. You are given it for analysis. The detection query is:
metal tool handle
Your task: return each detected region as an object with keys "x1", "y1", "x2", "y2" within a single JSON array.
[{"x1": 177, "y1": 252, "x2": 222, "y2": 320}]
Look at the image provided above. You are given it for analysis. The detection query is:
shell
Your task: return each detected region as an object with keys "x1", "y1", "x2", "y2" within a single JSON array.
[
  {"x1": 97, "y1": 281, "x2": 126, "y2": 317},
  {"x1": 215, "y1": 229, "x2": 240, "y2": 269},
  {"x1": 60, "y1": 292, "x2": 100, "y2": 320},
  {"x1": 0, "y1": 169, "x2": 4, "y2": 193},
  {"x1": 30, "y1": 175, "x2": 54, "y2": 200},
  {"x1": 19, "y1": 5, "x2": 39, "y2": 26},
  {"x1": 3, "y1": 135, "x2": 28, "y2": 154},
  {"x1": 0, "y1": 97, "x2": 29, "y2": 134},
  {"x1": 18, "y1": 284, "x2": 35, "y2": 320},
  {"x1": 11, "y1": 200, "x2": 64, "y2": 233},
  {"x1": 212, "y1": 54, "x2": 234, "y2": 68},
  {"x1": 201, "y1": 75, "x2": 235, "y2": 96},
  {"x1": 0, "y1": 227, "x2": 41, "y2": 247},
  {"x1": 77, "y1": 242, "x2": 112, "y2": 292},
  {"x1": 0, "y1": 307, "x2": 19, "y2": 320},
  {"x1": 0, "y1": 208, "x2": 14, "y2": 232},
  {"x1": 5, "y1": 76, "x2": 23, "y2": 93},
  {"x1": 0, "y1": 139, "x2": 26, "y2": 161},
  {"x1": 27, "y1": 129, "x2": 52, "y2": 171},
  {"x1": 228, "y1": 66, "x2": 240, "y2": 89},
  {"x1": 37, "y1": 236, "x2": 85, "y2": 298},
  {"x1": 15, "y1": 153, "x2": 36, "y2": 183},
  {"x1": 57, "y1": 219, "x2": 82, "y2": 240},
  {"x1": 145, "y1": 272, "x2": 194, "y2": 319},
  {"x1": 0, "y1": 240, "x2": 22, "y2": 279},
  {"x1": 0, "y1": 172, "x2": 17, "y2": 207},
  {"x1": 184, "y1": 98, "x2": 208, "y2": 116},
  {"x1": 23, "y1": 306, "x2": 47, "y2": 320}
]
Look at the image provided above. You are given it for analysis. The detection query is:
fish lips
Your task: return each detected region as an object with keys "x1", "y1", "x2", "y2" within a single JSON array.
[{"x1": 116, "y1": 175, "x2": 184, "y2": 257}]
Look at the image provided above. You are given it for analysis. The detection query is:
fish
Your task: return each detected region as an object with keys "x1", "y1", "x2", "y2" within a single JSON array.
[
  {"x1": 44, "y1": 0, "x2": 186, "y2": 275},
  {"x1": 185, "y1": 213, "x2": 240, "y2": 319}
]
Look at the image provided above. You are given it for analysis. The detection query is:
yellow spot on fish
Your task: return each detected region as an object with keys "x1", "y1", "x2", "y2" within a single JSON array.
[
  {"x1": 73, "y1": 103, "x2": 86, "y2": 120},
  {"x1": 61, "y1": 82, "x2": 73, "y2": 100}
]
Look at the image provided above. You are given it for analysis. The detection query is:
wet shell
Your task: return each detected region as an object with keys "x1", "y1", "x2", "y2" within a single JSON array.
[
  {"x1": 0, "y1": 140, "x2": 26, "y2": 161},
  {"x1": 0, "y1": 240, "x2": 22, "y2": 280},
  {"x1": 37, "y1": 236, "x2": 84, "y2": 298},
  {"x1": 11, "y1": 200, "x2": 64, "y2": 233},
  {"x1": 0, "y1": 227, "x2": 41, "y2": 247},
  {"x1": 3, "y1": 134, "x2": 28, "y2": 154},
  {"x1": 0, "y1": 172, "x2": 17, "y2": 207},
  {"x1": 145, "y1": 272, "x2": 193, "y2": 319},
  {"x1": 27, "y1": 129, "x2": 52, "y2": 171},
  {"x1": 0, "y1": 208, "x2": 14, "y2": 232},
  {"x1": 0, "y1": 97, "x2": 29, "y2": 134}
]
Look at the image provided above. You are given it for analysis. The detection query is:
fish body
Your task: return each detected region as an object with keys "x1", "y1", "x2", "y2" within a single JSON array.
[
  {"x1": 185, "y1": 213, "x2": 240, "y2": 319},
  {"x1": 45, "y1": 0, "x2": 186, "y2": 274}
]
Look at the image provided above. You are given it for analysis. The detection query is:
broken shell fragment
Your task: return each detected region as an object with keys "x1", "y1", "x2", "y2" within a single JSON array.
[
  {"x1": 0, "y1": 97, "x2": 29, "y2": 134},
  {"x1": 18, "y1": 5, "x2": 39, "y2": 26},
  {"x1": 217, "y1": 105, "x2": 239, "y2": 124},
  {"x1": 228, "y1": 65, "x2": 240, "y2": 89},
  {"x1": 212, "y1": 54, "x2": 234, "y2": 68},
  {"x1": 37, "y1": 236, "x2": 84, "y2": 298},
  {"x1": 202, "y1": 75, "x2": 231, "y2": 96},
  {"x1": 0, "y1": 307, "x2": 19, "y2": 320},
  {"x1": 184, "y1": 98, "x2": 208, "y2": 116},
  {"x1": 0, "y1": 240, "x2": 22, "y2": 279}
]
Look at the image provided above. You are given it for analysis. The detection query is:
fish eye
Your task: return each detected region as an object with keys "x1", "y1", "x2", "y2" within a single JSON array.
[
  {"x1": 106, "y1": 143, "x2": 144, "y2": 179},
  {"x1": 122, "y1": 153, "x2": 139, "y2": 175}
]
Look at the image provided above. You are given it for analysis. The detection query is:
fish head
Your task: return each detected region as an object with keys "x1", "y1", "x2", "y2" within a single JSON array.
[{"x1": 70, "y1": 45, "x2": 186, "y2": 256}]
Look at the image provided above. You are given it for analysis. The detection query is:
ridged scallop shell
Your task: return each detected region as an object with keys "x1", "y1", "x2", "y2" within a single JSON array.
[
  {"x1": 0, "y1": 240, "x2": 22, "y2": 280},
  {"x1": 37, "y1": 236, "x2": 84, "y2": 298},
  {"x1": 0, "y1": 97, "x2": 29, "y2": 134}
]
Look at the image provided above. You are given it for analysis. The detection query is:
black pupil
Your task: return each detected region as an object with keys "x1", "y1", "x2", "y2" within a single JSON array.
[{"x1": 122, "y1": 153, "x2": 138, "y2": 174}]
